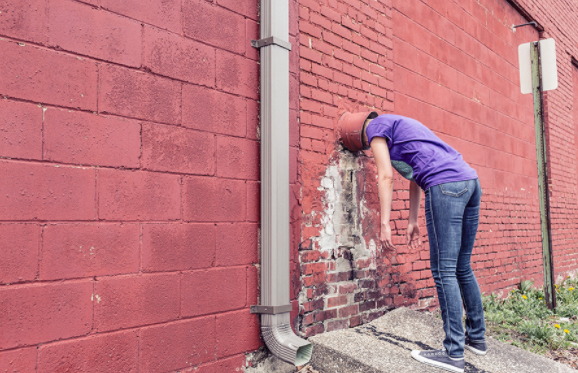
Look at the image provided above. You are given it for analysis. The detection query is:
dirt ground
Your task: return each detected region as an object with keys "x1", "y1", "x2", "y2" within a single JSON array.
[{"x1": 545, "y1": 348, "x2": 578, "y2": 370}]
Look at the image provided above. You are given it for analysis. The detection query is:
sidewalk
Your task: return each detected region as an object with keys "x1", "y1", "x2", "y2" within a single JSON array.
[{"x1": 307, "y1": 307, "x2": 577, "y2": 373}]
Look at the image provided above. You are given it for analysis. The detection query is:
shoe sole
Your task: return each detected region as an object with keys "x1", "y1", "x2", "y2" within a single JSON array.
[
  {"x1": 465, "y1": 345, "x2": 487, "y2": 356},
  {"x1": 411, "y1": 350, "x2": 464, "y2": 373}
]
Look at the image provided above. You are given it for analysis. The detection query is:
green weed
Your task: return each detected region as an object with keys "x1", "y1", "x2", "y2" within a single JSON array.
[{"x1": 482, "y1": 276, "x2": 578, "y2": 354}]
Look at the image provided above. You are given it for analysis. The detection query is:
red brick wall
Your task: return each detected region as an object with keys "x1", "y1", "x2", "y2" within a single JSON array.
[
  {"x1": 574, "y1": 62, "x2": 578, "y2": 195},
  {"x1": 296, "y1": 0, "x2": 578, "y2": 338},
  {"x1": 393, "y1": 0, "x2": 546, "y2": 295},
  {"x1": 0, "y1": 0, "x2": 264, "y2": 371}
]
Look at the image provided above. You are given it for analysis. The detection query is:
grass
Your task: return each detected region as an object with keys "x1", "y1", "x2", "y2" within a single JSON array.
[{"x1": 483, "y1": 277, "x2": 578, "y2": 354}]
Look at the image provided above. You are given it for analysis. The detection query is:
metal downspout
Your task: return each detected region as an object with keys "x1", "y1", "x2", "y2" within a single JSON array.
[{"x1": 251, "y1": 0, "x2": 313, "y2": 366}]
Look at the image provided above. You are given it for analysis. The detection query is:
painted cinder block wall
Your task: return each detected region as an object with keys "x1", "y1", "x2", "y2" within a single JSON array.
[
  {"x1": 0, "y1": 0, "x2": 281, "y2": 371},
  {"x1": 295, "y1": 0, "x2": 578, "y2": 337}
]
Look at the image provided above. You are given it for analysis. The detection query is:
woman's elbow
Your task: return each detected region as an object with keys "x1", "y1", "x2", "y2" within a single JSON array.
[{"x1": 378, "y1": 175, "x2": 394, "y2": 185}]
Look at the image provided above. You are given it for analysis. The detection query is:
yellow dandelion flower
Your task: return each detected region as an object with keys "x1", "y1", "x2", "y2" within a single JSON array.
[
  {"x1": 568, "y1": 276, "x2": 571, "y2": 278},
  {"x1": 555, "y1": 324, "x2": 561, "y2": 329},
  {"x1": 564, "y1": 329, "x2": 570, "y2": 334},
  {"x1": 555, "y1": 284, "x2": 558, "y2": 288},
  {"x1": 522, "y1": 295, "x2": 528, "y2": 299},
  {"x1": 539, "y1": 297, "x2": 543, "y2": 300},
  {"x1": 570, "y1": 287, "x2": 575, "y2": 291}
]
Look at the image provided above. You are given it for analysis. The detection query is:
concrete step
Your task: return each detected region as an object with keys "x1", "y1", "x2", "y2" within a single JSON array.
[{"x1": 308, "y1": 307, "x2": 577, "y2": 373}]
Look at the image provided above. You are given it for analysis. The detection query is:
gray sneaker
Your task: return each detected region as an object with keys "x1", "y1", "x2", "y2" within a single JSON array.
[
  {"x1": 465, "y1": 336, "x2": 487, "y2": 355},
  {"x1": 411, "y1": 349, "x2": 465, "y2": 373}
]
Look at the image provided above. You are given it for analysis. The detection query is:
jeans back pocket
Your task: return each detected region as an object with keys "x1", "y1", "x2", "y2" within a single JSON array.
[{"x1": 440, "y1": 181, "x2": 468, "y2": 197}]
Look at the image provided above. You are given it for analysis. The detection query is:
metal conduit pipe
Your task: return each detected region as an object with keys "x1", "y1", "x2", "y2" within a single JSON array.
[{"x1": 250, "y1": 0, "x2": 312, "y2": 366}]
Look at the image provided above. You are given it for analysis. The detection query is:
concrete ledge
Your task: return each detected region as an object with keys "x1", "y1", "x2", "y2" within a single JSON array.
[
  {"x1": 309, "y1": 307, "x2": 577, "y2": 373},
  {"x1": 309, "y1": 343, "x2": 382, "y2": 373}
]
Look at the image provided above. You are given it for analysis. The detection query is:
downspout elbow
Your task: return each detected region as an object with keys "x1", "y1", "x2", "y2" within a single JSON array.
[{"x1": 261, "y1": 319, "x2": 313, "y2": 366}]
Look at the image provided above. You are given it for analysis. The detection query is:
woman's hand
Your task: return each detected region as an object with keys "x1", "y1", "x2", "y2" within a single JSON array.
[
  {"x1": 406, "y1": 223, "x2": 421, "y2": 250},
  {"x1": 381, "y1": 222, "x2": 396, "y2": 250}
]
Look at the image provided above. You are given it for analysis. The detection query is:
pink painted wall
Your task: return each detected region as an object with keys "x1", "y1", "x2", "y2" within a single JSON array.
[{"x1": 0, "y1": 0, "x2": 266, "y2": 371}]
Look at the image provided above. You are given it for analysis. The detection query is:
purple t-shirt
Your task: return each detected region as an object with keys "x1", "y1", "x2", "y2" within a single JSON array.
[{"x1": 366, "y1": 114, "x2": 478, "y2": 190}]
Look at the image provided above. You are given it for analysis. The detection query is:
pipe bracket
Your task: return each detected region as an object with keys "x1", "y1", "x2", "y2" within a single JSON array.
[
  {"x1": 250, "y1": 304, "x2": 293, "y2": 314},
  {"x1": 512, "y1": 21, "x2": 538, "y2": 32},
  {"x1": 251, "y1": 37, "x2": 292, "y2": 51}
]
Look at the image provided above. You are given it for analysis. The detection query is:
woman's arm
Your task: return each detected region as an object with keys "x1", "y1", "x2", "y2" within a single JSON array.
[
  {"x1": 408, "y1": 180, "x2": 421, "y2": 225},
  {"x1": 370, "y1": 137, "x2": 395, "y2": 249},
  {"x1": 407, "y1": 180, "x2": 422, "y2": 249}
]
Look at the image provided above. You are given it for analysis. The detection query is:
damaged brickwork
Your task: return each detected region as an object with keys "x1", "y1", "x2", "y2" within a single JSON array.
[
  {"x1": 298, "y1": 148, "x2": 422, "y2": 336},
  {"x1": 295, "y1": 0, "x2": 401, "y2": 337}
]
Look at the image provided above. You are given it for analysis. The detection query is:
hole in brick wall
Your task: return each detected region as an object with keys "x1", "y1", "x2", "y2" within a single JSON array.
[{"x1": 334, "y1": 246, "x2": 353, "y2": 260}]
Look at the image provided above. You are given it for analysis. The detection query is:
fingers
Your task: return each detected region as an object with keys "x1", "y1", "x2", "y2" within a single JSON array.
[
  {"x1": 407, "y1": 235, "x2": 421, "y2": 250},
  {"x1": 382, "y1": 237, "x2": 396, "y2": 250},
  {"x1": 381, "y1": 225, "x2": 396, "y2": 250},
  {"x1": 405, "y1": 224, "x2": 422, "y2": 250}
]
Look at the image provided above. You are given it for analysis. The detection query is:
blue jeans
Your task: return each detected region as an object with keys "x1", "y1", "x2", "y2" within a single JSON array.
[{"x1": 424, "y1": 178, "x2": 486, "y2": 358}]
